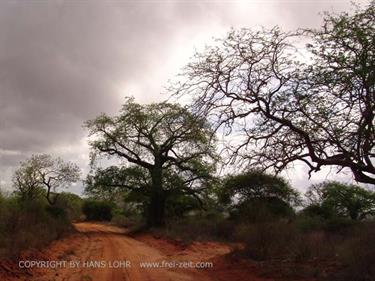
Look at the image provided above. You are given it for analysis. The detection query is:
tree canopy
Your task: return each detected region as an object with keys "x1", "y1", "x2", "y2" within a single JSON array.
[
  {"x1": 219, "y1": 170, "x2": 299, "y2": 221},
  {"x1": 221, "y1": 170, "x2": 300, "y2": 207},
  {"x1": 174, "y1": 2, "x2": 375, "y2": 184},
  {"x1": 305, "y1": 181, "x2": 375, "y2": 220},
  {"x1": 12, "y1": 154, "x2": 80, "y2": 205},
  {"x1": 86, "y1": 98, "x2": 218, "y2": 226}
]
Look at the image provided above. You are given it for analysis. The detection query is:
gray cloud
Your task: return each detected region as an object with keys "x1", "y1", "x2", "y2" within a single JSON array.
[{"x1": 0, "y1": 0, "x2": 366, "y2": 193}]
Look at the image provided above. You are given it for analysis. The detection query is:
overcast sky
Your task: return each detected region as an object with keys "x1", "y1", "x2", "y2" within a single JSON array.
[{"x1": 0, "y1": 0, "x2": 367, "y2": 194}]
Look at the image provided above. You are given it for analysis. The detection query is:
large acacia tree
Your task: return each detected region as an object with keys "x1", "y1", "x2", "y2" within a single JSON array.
[
  {"x1": 86, "y1": 98, "x2": 217, "y2": 226},
  {"x1": 175, "y1": 3, "x2": 375, "y2": 184}
]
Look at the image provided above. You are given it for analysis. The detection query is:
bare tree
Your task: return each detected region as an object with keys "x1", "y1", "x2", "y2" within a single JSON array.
[{"x1": 174, "y1": 3, "x2": 375, "y2": 184}]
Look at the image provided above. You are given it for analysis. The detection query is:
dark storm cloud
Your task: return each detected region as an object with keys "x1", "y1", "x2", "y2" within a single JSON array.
[
  {"x1": 0, "y1": 0, "x2": 365, "y2": 191},
  {"x1": 0, "y1": 0, "x2": 219, "y2": 189},
  {"x1": 0, "y1": 1, "x2": 216, "y2": 152}
]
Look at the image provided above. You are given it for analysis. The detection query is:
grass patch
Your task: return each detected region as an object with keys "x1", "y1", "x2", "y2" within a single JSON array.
[{"x1": 0, "y1": 196, "x2": 72, "y2": 258}]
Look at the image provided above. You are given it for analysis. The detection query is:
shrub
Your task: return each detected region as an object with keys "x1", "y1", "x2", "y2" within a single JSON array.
[
  {"x1": 0, "y1": 196, "x2": 72, "y2": 258},
  {"x1": 165, "y1": 194, "x2": 202, "y2": 218},
  {"x1": 55, "y1": 192, "x2": 83, "y2": 221},
  {"x1": 163, "y1": 214, "x2": 234, "y2": 242},
  {"x1": 301, "y1": 203, "x2": 334, "y2": 219},
  {"x1": 82, "y1": 200, "x2": 113, "y2": 221},
  {"x1": 235, "y1": 218, "x2": 341, "y2": 263},
  {"x1": 231, "y1": 197, "x2": 295, "y2": 222},
  {"x1": 305, "y1": 181, "x2": 375, "y2": 221},
  {"x1": 235, "y1": 221, "x2": 298, "y2": 260},
  {"x1": 323, "y1": 217, "x2": 356, "y2": 233},
  {"x1": 295, "y1": 214, "x2": 325, "y2": 232},
  {"x1": 331, "y1": 222, "x2": 375, "y2": 281},
  {"x1": 111, "y1": 213, "x2": 142, "y2": 227}
]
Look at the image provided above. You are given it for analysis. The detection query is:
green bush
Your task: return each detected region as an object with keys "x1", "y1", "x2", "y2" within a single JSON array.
[
  {"x1": 82, "y1": 200, "x2": 113, "y2": 221},
  {"x1": 298, "y1": 206, "x2": 356, "y2": 233},
  {"x1": 231, "y1": 197, "x2": 295, "y2": 222},
  {"x1": 165, "y1": 194, "x2": 201, "y2": 218},
  {"x1": 55, "y1": 192, "x2": 83, "y2": 221},
  {"x1": 301, "y1": 203, "x2": 334, "y2": 219}
]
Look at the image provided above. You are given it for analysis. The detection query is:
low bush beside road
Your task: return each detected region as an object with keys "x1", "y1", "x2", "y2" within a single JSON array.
[{"x1": 0, "y1": 194, "x2": 73, "y2": 258}]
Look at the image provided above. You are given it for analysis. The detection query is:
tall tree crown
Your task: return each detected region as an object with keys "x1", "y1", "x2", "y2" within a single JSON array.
[{"x1": 86, "y1": 98, "x2": 217, "y2": 173}]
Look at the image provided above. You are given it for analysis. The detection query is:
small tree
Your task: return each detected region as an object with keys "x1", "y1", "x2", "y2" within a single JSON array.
[
  {"x1": 13, "y1": 154, "x2": 80, "y2": 205},
  {"x1": 221, "y1": 170, "x2": 300, "y2": 205},
  {"x1": 305, "y1": 181, "x2": 375, "y2": 220},
  {"x1": 220, "y1": 170, "x2": 300, "y2": 220},
  {"x1": 56, "y1": 192, "x2": 83, "y2": 221},
  {"x1": 86, "y1": 98, "x2": 217, "y2": 226}
]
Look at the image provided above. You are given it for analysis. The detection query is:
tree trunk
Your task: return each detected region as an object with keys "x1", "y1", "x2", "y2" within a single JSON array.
[
  {"x1": 147, "y1": 165, "x2": 165, "y2": 227},
  {"x1": 46, "y1": 185, "x2": 59, "y2": 205}
]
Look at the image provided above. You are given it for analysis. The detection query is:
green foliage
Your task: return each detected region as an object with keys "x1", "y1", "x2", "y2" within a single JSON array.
[
  {"x1": 85, "y1": 98, "x2": 217, "y2": 178},
  {"x1": 85, "y1": 165, "x2": 209, "y2": 220},
  {"x1": 305, "y1": 181, "x2": 375, "y2": 220},
  {"x1": 85, "y1": 166, "x2": 149, "y2": 200},
  {"x1": 12, "y1": 161, "x2": 44, "y2": 200},
  {"x1": 82, "y1": 200, "x2": 113, "y2": 221},
  {"x1": 220, "y1": 170, "x2": 299, "y2": 221},
  {"x1": 223, "y1": 170, "x2": 301, "y2": 204},
  {"x1": 55, "y1": 192, "x2": 83, "y2": 221},
  {"x1": 85, "y1": 99, "x2": 218, "y2": 226},
  {"x1": 232, "y1": 197, "x2": 295, "y2": 222},
  {"x1": 12, "y1": 154, "x2": 80, "y2": 205},
  {"x1": 301, "y1": 203, "x2": 335, "y2": 220},
  {"x1": 165, "y1": 192, "x2": 202, "y2": 218}
]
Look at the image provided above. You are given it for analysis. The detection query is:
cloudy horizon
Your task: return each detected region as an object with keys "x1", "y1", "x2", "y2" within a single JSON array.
[{"x1": 0, "y1": 0, "x2": 366, "y2": 195}]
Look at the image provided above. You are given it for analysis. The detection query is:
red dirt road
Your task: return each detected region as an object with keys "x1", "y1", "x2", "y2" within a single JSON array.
[{"x1": 1, "y1": 222, "x2": 273, "y2": 281}]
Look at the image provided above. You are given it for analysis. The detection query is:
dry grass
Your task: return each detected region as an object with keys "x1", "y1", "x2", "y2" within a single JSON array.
[{"x1": 0, "y1": 197, "x2": 72, "y2": 258}]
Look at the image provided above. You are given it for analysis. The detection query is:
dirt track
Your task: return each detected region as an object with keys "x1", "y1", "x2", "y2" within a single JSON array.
[
  {"x1": 36, "y1": 222, "x2": 216, "y2": 281},
  {"x1": 2, "y1": 222, "x2": 273, "y2": 281}
]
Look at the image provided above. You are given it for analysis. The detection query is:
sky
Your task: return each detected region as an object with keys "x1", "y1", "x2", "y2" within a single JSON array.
[{"x1": 0, "y1": 0, "x2": 367, "y2": 195}]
